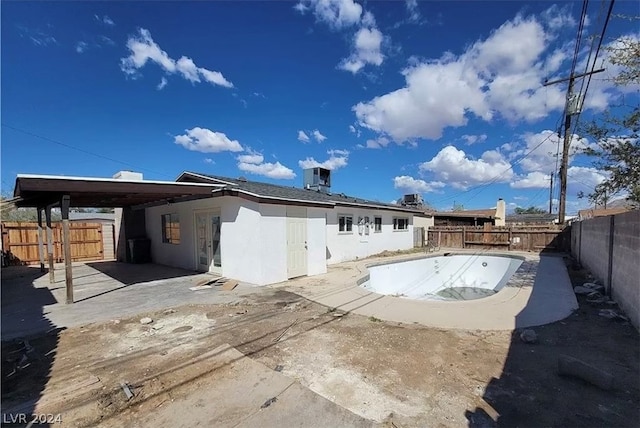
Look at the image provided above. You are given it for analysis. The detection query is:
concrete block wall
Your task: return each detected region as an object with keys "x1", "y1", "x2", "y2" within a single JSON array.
[
  {"x1": 572, "y1": 210, "x2": 639, "y2": 329},
  {"x1": 610, "y1": 211, "x2": 640, "y2": 329}
]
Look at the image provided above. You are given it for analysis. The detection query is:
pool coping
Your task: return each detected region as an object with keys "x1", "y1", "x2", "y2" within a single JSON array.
[{"x1": 274, "y1": 250, "x2": 578, "y2": 331}]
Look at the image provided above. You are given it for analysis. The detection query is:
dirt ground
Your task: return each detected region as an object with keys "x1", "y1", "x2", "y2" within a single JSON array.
[{"x1": 2, "y1": 257, "x2": 639, "y2": 427}]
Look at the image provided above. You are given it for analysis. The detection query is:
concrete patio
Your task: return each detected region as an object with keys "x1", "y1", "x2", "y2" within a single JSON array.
[{"x1": 1, "y1": 261, "x2": 262, "y2": 340}]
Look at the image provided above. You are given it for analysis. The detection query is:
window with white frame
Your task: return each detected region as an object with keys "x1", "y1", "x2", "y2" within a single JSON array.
[
  {"x1": 393, "y1": 217, "x2": 409, "y2": 231},
  {"x1": 162, "y1": 213, "x2": 181, "y2": 244},
  {"x1": 338, "y1": 214, "x2": 353, "y2": 233},
  {"x1": 374, "y1": 216, "x2": 382, "y2": 232}
]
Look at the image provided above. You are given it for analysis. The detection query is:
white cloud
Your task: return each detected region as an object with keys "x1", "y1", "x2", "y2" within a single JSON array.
[
  {"x1": 461, "y1": 134, "x2": 488, "y2": 145},
  {"x1": 295, "y1": 0, "x2": 363, "y2": 30},
  {"x1": 393, "y1": 176, "x2": 445, "y2": 193},
  {"x1": 204, "y1": 158, "x2": 215, "y2": 164},
  {"x1": 511, "y1": 130, "x2": 592, "y2": 173},
  {"x1": 567, "y1": 166, "x2": 607, "y2": 189},
  {"x1": 405, "y1": 0, "x2": 420, "y2": 22},
  {"x1": 174, "y1": 127, "x2": 243, "y2": 153},
  {"x1": 298, "y1": 130, "x2": 311, "y2": 143},
  {"x1": 365, "y1": 137, "x2": 390, "y2": 149},
  {"x1": 339, "y1": 27, "x2": 384, "y2": 74},
  {"x1": 312, "y1": 129, "x2": 327, "y2": 142},
  {"x1": 95, "y1": 15, "x2": 115, "y2": 26},
  {"x1": 419, "y1": 146, "x2": 514, "y2": 189},
  {"x1": 299, "y1": 150, "x2": 349, "y2": 170},
  {"x1": 352, "y1": 8, "x2": 580, "y2": 142},
  {"x1": 236, "y1": 149, "x2": 264, "y2": 164},
  {"x1": 120, "y1": 28, "x2": 233, "y2": 88},
  {"x1": 238, "y1": 161, "x2": 296, "y2": 179},
  {"x1": 76, "y1": 41, "x2": 89, "y2": 53},
  {"x1": 157, "y1": 77, "x2": 168, "y2": 90},
  {"x1": 511, "y1": 171, "x2": 550, "y2": 189}
]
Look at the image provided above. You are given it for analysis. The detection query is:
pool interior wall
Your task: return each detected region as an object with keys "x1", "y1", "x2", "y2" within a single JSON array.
[{"x1": 361, "y1": 254, "x2": 524, "y2": 301}]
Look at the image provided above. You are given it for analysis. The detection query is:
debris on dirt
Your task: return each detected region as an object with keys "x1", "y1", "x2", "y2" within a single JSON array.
[
  {"x1": 221, "y1": 280, "x2": 239, "y2": 291},
  {"x1": 519, "y1": 329, "x2": 538, "y2": 344},
  {"x1": 163, "y1": 309, "x2": 176, "y2": 315},
  {"x1": 273, "y1": 319, "x2": 298, "y2": 342},
  {"x1": 236, "y1": 309, "x2": 247, "y2": 315},
  {"x1": 582, "y1": 282, "x2": 605, "y2": 293},
  {"x1": 274, "y1": 365, "x2": 284, "y2": 372},
  {"x1": 598, "y1": 309, "x2": 628, "y2": 321},
  {"x1": 112, "y1": 319, "x2": 121, "y2": 325},
  {"x1": 558, "y1": 355, "x2": 614, "y2": 390},
  {"x1": 120, "y1": 382, "x2": 134, "y2": 400},
  {"x1": 284, "y1": 302, "x2": 303, "y2": 311},
  {"x1": 140, "y1": 317, "x2": 153, "y2": 325},
  {"x1": 586, "y1": 293, "x2": 609, "y2": 304},
  {"x1": 189, "y1": 285, "x2": 212, "y2": 291},
  {"x1": 332, "y1": 312, "x2": 345, "y2": 317},
  {"x1": 574, "y1": 285, "x2": 595, "y2": 295},
  {"x1": 260, "y1": 397, "x2": 277, "y2": 409}
]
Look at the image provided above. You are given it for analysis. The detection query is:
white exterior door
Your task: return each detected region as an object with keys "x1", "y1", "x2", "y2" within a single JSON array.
[
  {"x1": 195, "y1": 211, "x2": 222, "y2": 274},
  {"x1": 286, "y1": 207, "x2": 308, "y2": 279}
]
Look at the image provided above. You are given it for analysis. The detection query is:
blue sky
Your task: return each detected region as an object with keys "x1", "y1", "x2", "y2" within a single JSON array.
[{"x1": 2, "y1": 1, "x2": 638, "y2": 213}]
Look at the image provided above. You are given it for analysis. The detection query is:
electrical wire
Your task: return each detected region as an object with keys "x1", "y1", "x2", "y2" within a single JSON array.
[{"x1": 1, "y1": 123, "x2": 174, "y2": 179}]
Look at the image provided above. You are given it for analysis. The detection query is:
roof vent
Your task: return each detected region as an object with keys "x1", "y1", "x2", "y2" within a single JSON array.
[
  {"x1": 238, "y1": 176, "x2": 248, "y2": 182},
  {"x1": 303, "y1": 167, "x2": 331, "y2": 193}
]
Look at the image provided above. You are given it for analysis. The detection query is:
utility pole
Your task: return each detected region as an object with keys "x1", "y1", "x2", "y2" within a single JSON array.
[
  {"x1": 543, "y1": 68, "x2": 605, "y2": 223},
  {"x1": 549, "y1": 172, "x2": 554, "y2": 214}
]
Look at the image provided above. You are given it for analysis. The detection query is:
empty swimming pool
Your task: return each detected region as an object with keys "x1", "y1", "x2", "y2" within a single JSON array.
[{"x1": 360, "y1": 254, "x2": 524, "y2": 301}]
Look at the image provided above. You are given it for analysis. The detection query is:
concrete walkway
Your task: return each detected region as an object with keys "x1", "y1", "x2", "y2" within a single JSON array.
[
  {"x1": 275, "y1": 250, "x2": 578, "y2": 330},
  {"x1": 1, "y1": 261, "x2": 263, "y2": 340}
]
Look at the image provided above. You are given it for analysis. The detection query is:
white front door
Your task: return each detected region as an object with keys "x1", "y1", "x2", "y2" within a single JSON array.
[
  {"x1": 195, "y1": 211, "x2": 222, "y2": 274},
  {"x1": 287, "y1": 207, "x2": 308, "y2": 278}
]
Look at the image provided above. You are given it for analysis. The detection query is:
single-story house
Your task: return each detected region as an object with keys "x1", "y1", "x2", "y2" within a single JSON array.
[
  {"x1": 430, "y1": 199, "x2": 506, "y2": 227},
  {"x1": 143, "y1": 170, "x2": 423, "y2": 285},
  {"x1": 12, "y1": 169, "x2": 423, "y2": 286},
  {"x1": 505, "y1": 213, "x2": 557, "y2": 225},
  {"x1": 577, "y1": 207, "x2": 632, "y2": 221}
]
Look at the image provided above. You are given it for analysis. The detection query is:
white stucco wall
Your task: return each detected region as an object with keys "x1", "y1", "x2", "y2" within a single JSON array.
[
  {"x1": 146, "y1": 196, "x2": 261, "y2": 284},
  {"x1": 145, "y1": 196, "x2": 411, "y2": 283},
  {"x1": 307, "y1": 207, "x2": 328, "y2": 276},
  {"x1": 259, "y1": 204, "x2": 288, "y2": 284},
  {"x1": 414, "y1": 215, "x2": 434, "y2": 230},
  {"x1": 325, "y1": 207, "x2": 414, "y2": 265}
]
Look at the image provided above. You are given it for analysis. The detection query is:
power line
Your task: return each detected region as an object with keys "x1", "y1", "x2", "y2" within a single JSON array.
[{"x1": 1, "y1": 123, "x2": 174, "y2": 179}]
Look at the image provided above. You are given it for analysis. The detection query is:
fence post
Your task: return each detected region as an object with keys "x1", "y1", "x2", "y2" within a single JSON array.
[
  {"x1": 508, "y1": 227, "x2": 512, "y2": 251},
  {"x1": 462, "y1": 226, "x2": 466, "y2": 249},
  {"x1": 606, "y1": 215, "x2": 615, "y2": 296}
]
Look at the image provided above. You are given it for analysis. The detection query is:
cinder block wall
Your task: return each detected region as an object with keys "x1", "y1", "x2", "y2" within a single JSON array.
[
  {"x1": 577, "y1": 216, "x2": 612, "y2": 288},
  {"x1": 611, "y1": 211, "x2": 640, "y2": 329},
  {"x1": 572, "y1": 210, "x2": 639, "y2": 329}
]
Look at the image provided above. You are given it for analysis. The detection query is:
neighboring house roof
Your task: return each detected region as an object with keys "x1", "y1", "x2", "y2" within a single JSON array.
[
  {"x1": 506, "y1": 213, "x2": 557, "y2": 223},
  {"x1": 69, "y1": 212, "x2": 115, "y2": 222},
  {"x1": 432, "y1": 209, "x2": 496, "y2": 219},
  {"x1": 177, "y1": 171, "x2": 423, "y2": 213},
  {"x1": 578, "y1": 207, "x2": 631, "y2": 220}
]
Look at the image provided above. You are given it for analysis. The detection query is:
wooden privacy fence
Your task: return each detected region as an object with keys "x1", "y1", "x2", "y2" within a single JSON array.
[
  {"x1": 427, "y1": 225, "x2": 570, "y2": 252},
  {"x1": 1, "y1": 221, "x2": 112, "y2": 266}
]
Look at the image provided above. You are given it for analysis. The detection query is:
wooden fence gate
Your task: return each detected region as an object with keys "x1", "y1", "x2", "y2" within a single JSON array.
[{"x1": 1, "y1": 222, "x2": 109, "y2": 266}]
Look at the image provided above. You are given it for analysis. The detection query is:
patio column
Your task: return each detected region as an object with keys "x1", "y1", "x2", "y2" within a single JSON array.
[
  {"x1": 45, "y1": 205, "x2": 55, "y2": 283},
  {"x1": 61, "y1": 195, "x2": 73, "y2": 304},
  {"x1": 37, "y1": 207, "x2": 45, "y2": 272}
]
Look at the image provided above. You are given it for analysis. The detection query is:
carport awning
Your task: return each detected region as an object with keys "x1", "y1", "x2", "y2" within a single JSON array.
[{"x1": 13, "y1": 174, "x2": 222, "y2": 208}]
